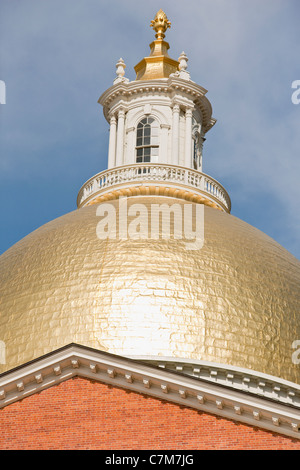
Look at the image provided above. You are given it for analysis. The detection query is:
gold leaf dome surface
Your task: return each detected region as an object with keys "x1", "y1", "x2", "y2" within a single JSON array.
[{"x1": 0, "y1": 197, "x2": 299, "y2": 383}]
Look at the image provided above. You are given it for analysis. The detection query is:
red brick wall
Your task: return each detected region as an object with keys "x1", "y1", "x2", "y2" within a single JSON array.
[{"x1": 0, "y1": 377, "x2": 299, "y2": 450}]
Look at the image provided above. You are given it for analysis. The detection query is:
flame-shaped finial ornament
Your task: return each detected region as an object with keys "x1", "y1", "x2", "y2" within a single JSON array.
[
  {"x1": 134, "y1": 10, "x2": 178, "y2": 80},
  {"x1": 150, "y1": 9, "x2": 171, "y2": 40}
]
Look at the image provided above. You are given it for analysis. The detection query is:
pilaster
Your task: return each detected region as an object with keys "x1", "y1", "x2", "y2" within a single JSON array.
[
  {"x1": 116, "y1": 108, "x2": 125, "y2": 167},
  {"x1": 184, "y1": 107, "x2": 193, "y2": 168},
  {"x1": 108, "y1": 115, "x2": 117, "y2": 169},
  {"x1": 160, "y1": 124, "x2": 171, "y2": 163},
  {"x1": 171, "y1": 104, "x2": 180, "y2": 165}
]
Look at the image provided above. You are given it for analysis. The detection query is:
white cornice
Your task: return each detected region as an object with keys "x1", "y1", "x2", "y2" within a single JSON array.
[
  {"x1": 131, "y1": 356, "x2": 300, "y2": 409},
  {"x1": 0, "y1": 344, "x2": 300, "y2": 440},
  {"x1": 98, "y1": 77, "x2": 214, "y2": 132}
]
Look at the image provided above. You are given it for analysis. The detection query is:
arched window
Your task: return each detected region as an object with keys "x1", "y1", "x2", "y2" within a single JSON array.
[{"x1": 136, "y1": 117, "x2": 159, "y2": 163}]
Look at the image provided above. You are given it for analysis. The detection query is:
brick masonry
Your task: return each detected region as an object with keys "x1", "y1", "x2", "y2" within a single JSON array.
[{"x1": 0, "y1": 376, "x2": 300, "y2": 450}]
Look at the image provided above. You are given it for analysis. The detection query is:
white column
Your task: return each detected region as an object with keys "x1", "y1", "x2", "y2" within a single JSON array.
[
  {"x1": 160, "y1": 124, "x2": 170, "y2": 163},
  {"x1": 199, "y1": 128, "x2": 205, "y2": 172},
  {"x1": 171, "y1": 104, "x2": 180, "y2": 165},
  {"x1": 184, "y1": 107, "x2": 193, "y2": 169},
  {"x1": 108, "y1": 115, "x2": 117, "y2": 169},
  {"x1": 116, "y1": 108, "x2": 125, "y2": 167},
  {"x1": 125, "y1": 127, "x2": 135, "y2": 164}
]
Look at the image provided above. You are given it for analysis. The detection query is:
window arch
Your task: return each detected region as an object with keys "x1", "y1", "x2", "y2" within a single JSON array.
[{"x1": 136, "y1": 117, "x2": 159, "y2": 163}]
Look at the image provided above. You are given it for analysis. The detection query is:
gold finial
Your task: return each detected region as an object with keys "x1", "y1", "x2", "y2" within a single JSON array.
[
  {"x1": 150, "y1": 9, "x2": 171, "y2": 40},
  {"x1": 134, "y1": 10, "x2": 179, "y2": 80}
]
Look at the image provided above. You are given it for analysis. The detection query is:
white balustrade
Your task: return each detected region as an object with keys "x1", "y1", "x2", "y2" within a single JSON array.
[{"x1": 77, "y1": 163, "x2": 231, "y2": 212}]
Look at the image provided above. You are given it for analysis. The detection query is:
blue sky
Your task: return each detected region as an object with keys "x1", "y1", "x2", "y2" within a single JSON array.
[{"x1": 0, "y1": 0, "x2": 299, "y2": 259}]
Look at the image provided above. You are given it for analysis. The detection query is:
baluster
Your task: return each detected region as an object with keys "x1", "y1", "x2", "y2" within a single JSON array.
[{"x1": 125, "y1": 168, "x2": 129, "y2": 182}]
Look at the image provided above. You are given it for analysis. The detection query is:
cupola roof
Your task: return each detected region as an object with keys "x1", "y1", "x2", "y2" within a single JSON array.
[{"x1": 134, "y1": 10, "x2": 179, "y2": 80}]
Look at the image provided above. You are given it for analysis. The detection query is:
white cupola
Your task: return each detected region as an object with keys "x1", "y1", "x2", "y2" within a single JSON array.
[
  {"x1": 77, "y1": 10, "x2": 230, "y2": 214},
  {"x1": 98, "y1": 9, "x2": 215, "y2": 172}
]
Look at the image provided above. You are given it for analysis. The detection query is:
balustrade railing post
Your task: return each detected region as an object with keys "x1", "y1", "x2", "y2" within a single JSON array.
[{"x1": 184, "y1": 168, "x2": 189, "y2": 185}]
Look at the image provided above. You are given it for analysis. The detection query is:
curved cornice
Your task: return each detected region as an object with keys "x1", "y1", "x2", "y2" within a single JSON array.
[{"x1": 98, "y1": 77, "x2": 216, "y2": 133}]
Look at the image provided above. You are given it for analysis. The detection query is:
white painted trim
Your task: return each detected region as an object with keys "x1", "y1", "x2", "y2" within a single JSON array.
[
  {"x1": 0, "y1": 344, "x2": 299, "y2": 440},
  {"x1": 129, "y1": 356, "x2": 300, "y2": 409},
  {"x1": 98, "y1": 76, "x2": 215, "y2": 134}
]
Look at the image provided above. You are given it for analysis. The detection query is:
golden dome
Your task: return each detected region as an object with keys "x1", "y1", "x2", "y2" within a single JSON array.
[{"x1": 0, "y1": 196, "x2": 299, "y2": 384}]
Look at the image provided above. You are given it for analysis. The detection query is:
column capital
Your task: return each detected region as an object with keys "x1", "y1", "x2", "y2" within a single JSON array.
[
  {"x1": 172, "y1": 103, "x2": 180, "y2": 113},
  {"x1": 117, "y1": 108, "x2": 125, "y2": 118},
  {"x1": 185, "y1": 107, "x2": 194, "y2": 117},
  {"x1": 109, "y1": 114, "x2": 117, "y2": 124}
]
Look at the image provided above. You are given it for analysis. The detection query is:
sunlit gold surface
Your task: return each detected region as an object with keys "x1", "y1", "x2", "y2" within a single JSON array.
[
  {"x1": 134, "y1": 10, "x2": 179, "y2": 80},
  {"x1": 0, "y1": 197, "x2": 300, "y2": 384}
]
